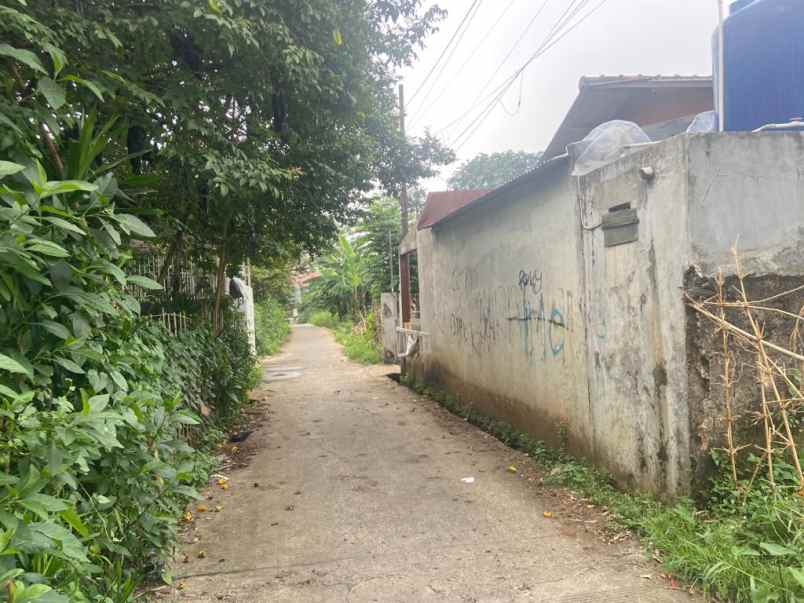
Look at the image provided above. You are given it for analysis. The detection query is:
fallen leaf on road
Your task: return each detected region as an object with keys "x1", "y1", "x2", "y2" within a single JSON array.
[
  {"x1": 182, "y1": 511, "x2": 193, "y2": 523},
  {"x1": 196, "y1": 505, "x2": 207, "y2": 513},
  {"x1": 220, "y1": 483, "x2": 229, "y2": 491},
  {"x1": 197, "y1": 550, "x2": 207, "y2": 559},
  {"x1": 460, "y1": 477, "x2": 475, "y2": 484},
  {"x1": 543, "y1": 511, "x2": 553, "y2": 518},
  {"x1": 507, "y1": 465, "x2": 518, "y2": 473},
  {"x1": 215, "y1": 505, "x2": 223, "y2": 512},
  {"x1": 640, "y1": 575, "x2": 652, "y2": 579},
  {"x1": 177, "y1": 582, "x2": 186, "y2": 591}
]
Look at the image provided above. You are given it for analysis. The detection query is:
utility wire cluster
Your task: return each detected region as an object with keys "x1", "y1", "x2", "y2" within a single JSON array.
[{"x1": 409, "y1": 0, "x2": 613, "y2": 152}]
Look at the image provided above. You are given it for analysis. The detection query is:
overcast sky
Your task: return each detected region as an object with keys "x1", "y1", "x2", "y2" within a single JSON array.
[{"x1": 402, "y1": 0, "x2": 719, "y2": 188}]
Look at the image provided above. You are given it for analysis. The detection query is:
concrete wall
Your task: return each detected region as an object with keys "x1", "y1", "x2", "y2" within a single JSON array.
[
  {"x1": 414, "y1": 157, "x2": 593, "y2": 456},
  {"x1": 577, "y1": 136, "x2": 693, "y2": 495},
  {"x1": 411, "y1": 133, "x2": 804, "y2": 496}
]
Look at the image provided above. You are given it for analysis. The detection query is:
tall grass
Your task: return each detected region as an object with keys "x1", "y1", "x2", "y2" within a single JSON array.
[
  {"x1": 310, "y1": 310, "x2": 382, "y2": 364},
  {"x1": 255, "y1": 297, "x2": 290, "y2": 355}
]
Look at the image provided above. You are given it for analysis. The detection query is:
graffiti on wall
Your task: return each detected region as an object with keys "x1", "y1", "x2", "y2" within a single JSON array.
[
  {"x1": 440, "y1": 264, "x2": 573, "y2": 363},
  {"x1": 508, "y1": 270, "x2": 568, "y2": 359}
]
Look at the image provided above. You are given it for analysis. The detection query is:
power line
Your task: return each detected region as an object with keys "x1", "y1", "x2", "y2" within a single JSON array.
[
  {"x1": 450, "y1": 0, "x2": 598, "y2": 149},
  {"x1": 452, "y1": 0, "x2": 610, "y2": 151},
  {"x1": 445, "y1": 0, "x2": 593, "y2": 139},
  {"x1": 450, "y1": 0, "x2": 612, "y2": 151},
  {"x1": 407, "y1": 0, "x2": 483, "y2": 107},
  {"x1": 408, "y1": 0, "x2": 484, "y2": 121},
  {"x1": 410, "y1": 0, "x2": 516, "y2": 127},
  {"x1": 435, "y1": 0, "x2": 552, "y2": 138},
  {"x1": 446, "y1": 0, "x2": 597, "y2": 146}
]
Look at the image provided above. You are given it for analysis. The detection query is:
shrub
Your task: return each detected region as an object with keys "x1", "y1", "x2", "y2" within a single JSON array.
[
  {"x1": 0, "y1": 164, "x2": 255, "y2": 600},
  {"x1": 333, "y1": 313, "x2": 382, "y2": 365},
  {"x1": 309, "y1": 310, "x2": 339, "y2": 329},
  {"x1": 255, "y1": 298, "x2": 290, "y2": 356}
]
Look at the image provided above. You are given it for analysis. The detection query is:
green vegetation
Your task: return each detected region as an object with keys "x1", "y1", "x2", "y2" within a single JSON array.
[
  {"x1": 309, "y1": 311, "x2": 382, "y2": 365},
  {"x1": 254, "y1": 298, "x2": 290, "y2": 356},
  {"x1": 402, "y1": 377, "x2": 804, "y2": 603},
  {"x1": 300, "y1": 197, "x2": 401, "y2": 365},
  {"x1": 1, "y1": 0, "x2": 451, "y2": 599},
  {"x1": 447, "y1": 150, "x2": 543, "y2": 190},
  {"x1": 0, "y1": 162, "x2": 256, "y2": 600}
]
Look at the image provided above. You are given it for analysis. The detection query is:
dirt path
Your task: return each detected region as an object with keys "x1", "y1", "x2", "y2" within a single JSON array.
[{"x1": 168, "y1": 326, "x2": 695, "y2": 602}]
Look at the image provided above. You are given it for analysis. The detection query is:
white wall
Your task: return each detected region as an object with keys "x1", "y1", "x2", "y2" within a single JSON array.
[{"x1": 413, "y1": 133, "x2": 804, "y2": 496}]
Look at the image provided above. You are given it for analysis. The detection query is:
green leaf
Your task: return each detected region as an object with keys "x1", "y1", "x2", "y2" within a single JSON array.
[
  {"x1": 27, "y1": 240, "x2": 69, "y2": 258},
  {"x1": 0, "y1": 353, "x2": 32, "y2": 378},
  {"x1": 43, "y1": 43, "x2": 67, "y2": 76},
  {"x1": 40, "y1": 180, "x2": 97, "y2": 199},
  {"x1": 87, "y1": 394, "x2": 109, "y2": 413},
  {"x1": 54, "y1": 357, "x2": 84, "y2": 374},
  {"x1": 42, "y1": 217, "x2": 86, "y2": 236},
  {"x1": 0, "y1": 44, "x2": 46, "y2": 74},
  {"x1": 13, "y1": 583, "x2": 60, "y2": 603},
  {"x1": 63, "y1": 75, "x2": 105, "y2": 101},
  {"x1": 759, "y1": 542, "x2": 796, "y2": 556},
  {"x1": 23, "y1": 588, "x2": 69, "y2": 603},
  {"x1": 0, "y1": 114, "x2": 23, "y2": 136},
  {"x1": 790, "y1": 567, "x2": 804, "y2": 587},
  {"x1": 19, "y1": 494, "x2": 68, "y2": 518},
  {"x1": 0, "y1": 161, "x2": 25, "y2": 178},
  {"x1": 59, "y1": 507, "x2": 89, "y2": 538},
  {"x1": 127, "y1": 275, "x2": 163, "y2": 290},
  {"x1": 0, "y1": 384, "x2": 21, "y2": 399},
  {"x1": 38, "y1": 77, "x2": 66, "y2": 110},
  {"x1": 39, "y1": 320, "x2": 70, "y2": 340},
  {"x1": 116, "y1": 213, "x2": 156, "y2": 238}
]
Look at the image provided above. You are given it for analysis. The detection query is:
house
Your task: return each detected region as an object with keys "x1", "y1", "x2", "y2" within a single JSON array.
[{"x1": 399, "y1": 76, "x2": 804, "y2": 496}]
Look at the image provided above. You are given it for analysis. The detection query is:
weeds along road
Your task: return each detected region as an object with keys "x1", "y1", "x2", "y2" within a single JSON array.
[{"x1": 168, "y1": 325, "x2": 697, "y2": 603}]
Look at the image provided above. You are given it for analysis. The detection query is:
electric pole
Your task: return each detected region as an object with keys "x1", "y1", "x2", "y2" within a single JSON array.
[
  {"x1": 397, "y1": 83, "x2": 411, "y2": 326},
  {"x1": 399, "y1": 84, "x2": 409, "y2": 238}
]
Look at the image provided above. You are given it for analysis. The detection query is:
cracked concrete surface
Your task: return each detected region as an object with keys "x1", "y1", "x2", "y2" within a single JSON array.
[{"x1": 168, "y1": 325, "x2": 696, "y2": 602}]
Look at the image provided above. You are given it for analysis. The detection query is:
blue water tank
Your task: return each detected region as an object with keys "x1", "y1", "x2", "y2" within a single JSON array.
[{"x1": 713, "y1": 0, "x2": 804, "y2": 131}]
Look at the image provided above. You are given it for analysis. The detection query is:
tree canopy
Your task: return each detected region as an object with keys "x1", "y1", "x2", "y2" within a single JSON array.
[
  {"x1": 1, "y1": 0, "x2": 454, "y2": 324},
  {"x1": 447, "y1": 150, "x2": 542, "y2": 190}
]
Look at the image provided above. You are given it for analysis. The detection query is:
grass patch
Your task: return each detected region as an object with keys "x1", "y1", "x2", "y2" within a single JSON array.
[
  {"x1": 401, "y1": 376, "x2": 804, "y2": 602},
  {"x1": 255, "y1": 297, "x2": 291, "y2": 355},
  {"x1": 310, "y1": 310, "x2": 382, "y2": 364}
]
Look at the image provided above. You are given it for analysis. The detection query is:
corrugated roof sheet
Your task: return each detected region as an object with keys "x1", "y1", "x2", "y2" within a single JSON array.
[
  {"x1": 542, "y1": 74, "x2": 713, "y2": 160},
  {"x1": 417, "y1": 189, "x2": 493, "y2": 230}
]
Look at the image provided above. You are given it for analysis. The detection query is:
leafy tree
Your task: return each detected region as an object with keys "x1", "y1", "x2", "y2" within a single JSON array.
[
  {"x1": 1, "y1": 0, "x2": 453, "y2": 331},
  {"x1": 447, "y1": 150, "x2": 542, "y2": 190},
  {"x1": 356, "y1": 197, "x2": 402, "y2": 300},
  {"x1": 306, "y1": 234, "x2": 369, "y2": 319}
]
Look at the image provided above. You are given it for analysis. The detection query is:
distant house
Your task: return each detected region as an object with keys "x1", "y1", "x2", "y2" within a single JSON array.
[{"x1": 399, "y1": 75, "x2": 804, "y2": 496}]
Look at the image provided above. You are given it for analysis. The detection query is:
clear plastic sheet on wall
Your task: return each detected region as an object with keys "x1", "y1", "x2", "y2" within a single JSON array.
[{"x1": 570, "y1": 120, "x2": 651, "y2": 176}]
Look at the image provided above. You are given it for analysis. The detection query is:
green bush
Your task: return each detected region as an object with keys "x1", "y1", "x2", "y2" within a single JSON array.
[
  {"x1": 309, "y1": 310, "x2": 339, "y2": 329},
  {"x1": 255, "y1": 298, "x2": 290, "y2": 356},
  {"x1": 0, "y1": 164, "x2": 256, "y2": 600},
  {"x1": 307, "y1": 310, "x2": 381, "y2": 364},
  {"x1": 335, "y1": 326, "x2": 382, "y2": 364}
]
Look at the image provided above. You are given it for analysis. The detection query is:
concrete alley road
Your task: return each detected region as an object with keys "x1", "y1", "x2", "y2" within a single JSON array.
[{"x1": 169, "y1": 326, "x2": 695, "y2": 603}]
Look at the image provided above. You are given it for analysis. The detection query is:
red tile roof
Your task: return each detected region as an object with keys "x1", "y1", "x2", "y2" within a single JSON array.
[{"x1": 417, "y1": 189, "x2": 493, "y2": 230}]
